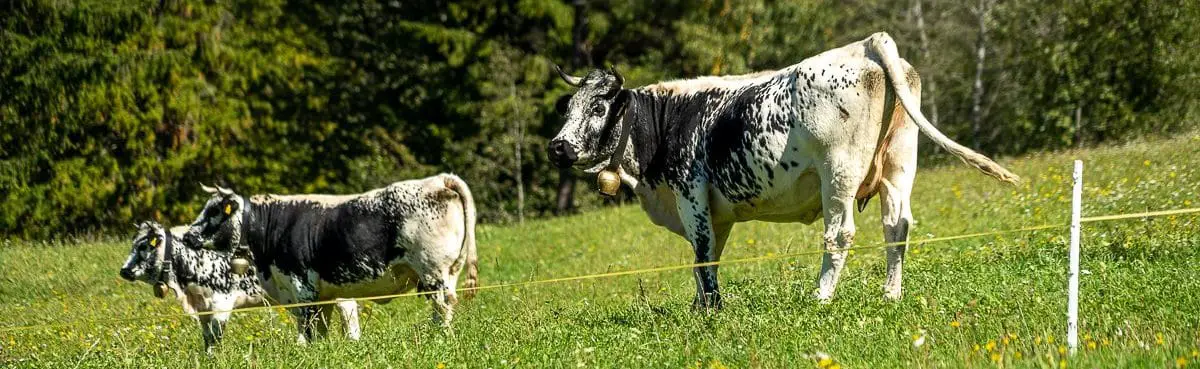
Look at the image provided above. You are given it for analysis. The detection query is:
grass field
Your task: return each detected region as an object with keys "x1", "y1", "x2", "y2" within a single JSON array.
[{"x1": 3, "y1": 134, "x2": 1200, "y2": 368}]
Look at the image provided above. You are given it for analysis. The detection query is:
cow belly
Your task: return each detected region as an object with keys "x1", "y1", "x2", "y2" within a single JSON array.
[
  {"x1": 727, "y1": 170, "x2": 823, "y2": 224},
  {"x1": 318, "y1": 263, "x2": 418, "y2": 303},
  {"x1": 634, "y1": 184, "x2": 686, "y2": 236}
]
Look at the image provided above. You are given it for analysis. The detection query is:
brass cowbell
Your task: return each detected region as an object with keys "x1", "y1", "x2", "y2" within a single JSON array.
[
  {"x1": 230, "y1": 257, "x2": 251, "y2": 275},
  {"x1": 597, "y1": 169, "x2": 621, "y2": 197},
  {"x1": 153, "y1": 282, "x2": 170, "y2": 299}
]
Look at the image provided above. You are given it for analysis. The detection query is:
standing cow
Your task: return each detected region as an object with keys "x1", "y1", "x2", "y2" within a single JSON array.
[
  {"x1": 181, "y1": 173, "x2": 478, "y2": 343},
  {"x1": 547, "y1": 32, "x2": 1018, "y2": 309},
  {"x1": 118, "y1": 221, "x2": 270, "y2": 353}
]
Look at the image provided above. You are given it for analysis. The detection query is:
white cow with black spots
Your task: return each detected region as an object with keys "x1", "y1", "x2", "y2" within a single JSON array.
[
  {"x1": 181, "y1": 174, "x2": 479, "y2": 343},
  {"x1": 118, "y1": 221, "x2": 271, "y2": 353},
  {"x1": 547, "y1": 32, "x2": 1019, "y2": 309}
]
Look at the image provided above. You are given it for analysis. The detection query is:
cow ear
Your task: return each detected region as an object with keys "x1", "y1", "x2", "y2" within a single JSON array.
[
  {"x1": 555, "y1": 94, "x2": 573, "y2": 115},
  {"x1": 223, "y1": 199, "x2": 239, "y2": 215}
]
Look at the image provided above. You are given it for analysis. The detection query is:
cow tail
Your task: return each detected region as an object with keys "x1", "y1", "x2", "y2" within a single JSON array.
[
  {"x1": 867, "y1": 32, "x2": 1021, "y2": 185},
  {"x1": 443, "y1": 174, "x2": 479, "y2": 299}
]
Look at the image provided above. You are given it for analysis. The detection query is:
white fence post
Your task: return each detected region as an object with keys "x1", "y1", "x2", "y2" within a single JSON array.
[{"x1": 1067, "y1": 160, "x2": 1082, "y2": 354}]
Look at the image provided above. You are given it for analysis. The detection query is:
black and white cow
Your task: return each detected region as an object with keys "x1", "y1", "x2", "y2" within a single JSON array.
[
  {"x1": 181, "y1": 173, "x2": 478, "y2": 343},
  {"x1": 548, "y1": 32, "x2": 1019, "y2": 309},
  {"x1": 118, "y1": 221, "x2": 270, "y2": 353}
]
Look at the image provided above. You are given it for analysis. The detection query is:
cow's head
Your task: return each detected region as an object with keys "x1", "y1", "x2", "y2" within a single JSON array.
[
  {"x1": 548, "y1": 65, "x2": 632, "y2": 173},
  {"x1": 182, "y1": 184, "x2": 245, "y2": 252},
  {"x1": 119, "y1": 221, "x2": 169, "y2": 282}
]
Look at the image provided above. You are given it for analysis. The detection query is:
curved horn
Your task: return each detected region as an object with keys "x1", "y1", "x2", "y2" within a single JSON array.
[
  {"x1": 215, "y1": 186, "x2": 234, "y2": 196},
  {"x1": 200, "y1": 183, "x2": 218, "y2": 194},
  {"x1": 609, "y1": 65, "x2": 624, "y2": 87},
  {"x1": 555, "y1": 64, "x2": 583, "y2": 87}
]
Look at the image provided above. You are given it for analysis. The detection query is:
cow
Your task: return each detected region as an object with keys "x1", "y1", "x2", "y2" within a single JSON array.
[
  {"x1": 118, "y1": 221, "x2": 275, "y2": 353},
  {"x1": 180, "y1": 173, "x2": 479, "y2": 343},
  {"x1": 547, "y1": 32, "x2": 1019, "y2": 310}
]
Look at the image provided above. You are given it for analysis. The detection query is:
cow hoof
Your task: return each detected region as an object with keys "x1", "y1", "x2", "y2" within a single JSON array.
[
  {"x1": 691, "y1": 292, "x2": 723, "y2": 312},
  {"x1": 883, "y1": 291, "x2": 902, "y2": 301},
  {"x1": 812, "y1": 291, "x2": 833, "y2": 305}
]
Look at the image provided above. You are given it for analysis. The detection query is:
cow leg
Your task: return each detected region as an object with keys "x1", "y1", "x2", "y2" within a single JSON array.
[
  {"x1": 418, "y1": 276, "x2": 454, "y2": 327},
  {"x1": 335, "y1": 299, "x2": 361, "y2": 341},
  {"x1": 674, "y1": 181, "x2": 723, "y2": 311},
  {"x1": 198, "y1": 315, "x2": 218, "y2": 354},
  {"x1": 881, "y1": 119, "x2": 918, "y2": 301},
  {"x1": 814, "y1": 164, "x2": 862, "y2": 303},
  {"x1": 880, "y1": 177, "x2": 913, "y2": 300},
  {"x1": 285, "y1": 273, "x2": 320, "y2": 344},
  {"x1": 290, "y1": 307, "x2": 317, "y2": 345}
]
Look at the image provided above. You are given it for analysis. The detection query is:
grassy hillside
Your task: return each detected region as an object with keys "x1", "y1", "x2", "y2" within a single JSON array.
[{"x1": 3, "y1": 134, "x2": 1200, "y2": 368}]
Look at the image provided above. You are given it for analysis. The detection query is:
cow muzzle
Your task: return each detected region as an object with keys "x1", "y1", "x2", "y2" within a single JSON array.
[
  {"x1": 548, "y1": 139, "x2": 578, "y2": 168},
  {"x1": 119, "y1": 268, "x2": 136, "y2": 281}
]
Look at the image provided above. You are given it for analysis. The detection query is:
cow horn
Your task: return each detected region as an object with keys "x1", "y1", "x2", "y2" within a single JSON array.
[
  {"x1": 609, "y1": 65, "x2": 624, "y2": 87},
  {"x1": 215, "y1": 186, "x2": 234, "y2": 196},
  {"x1": 200, "y1": 183, "x2": 218, "y2": 194},
  {"x1": 555, "y1": 64, "x2": 583, "y2": 87}
]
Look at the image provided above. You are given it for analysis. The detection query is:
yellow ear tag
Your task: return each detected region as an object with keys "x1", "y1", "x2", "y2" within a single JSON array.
[
  {"x1": 224, "y1": 204, "x2": 232, "y2": 215},
  {"x1": 150, "y1": 238, "x2": 158, "y2": 247}
]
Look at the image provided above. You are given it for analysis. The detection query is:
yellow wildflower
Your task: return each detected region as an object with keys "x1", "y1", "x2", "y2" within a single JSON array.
[
  {"x1": 817, "y1": 357, "x2": 833, "y2": 368},
  {"x1": 949, "y1": 321, "x2": 960, "y2": 328},
  {"x1": 990, "y1": 352, "x2": 1001, "y2": 363},
  {"x1": 1058, "y1": 346, "x2": 1067, "y2": 355},
  {"x1": 1156, "y1": 333, "x2": 1165, "y2": 345},
  {"x1": 1176, "y1": 357, "x2": 1187, "y2": 369},
  {"x1": 985, "y1": 340, "x2": 997, "y2": 352}
]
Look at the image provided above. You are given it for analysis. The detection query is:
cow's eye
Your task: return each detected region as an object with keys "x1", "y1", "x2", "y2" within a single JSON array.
[{"x1": 590, "y1": 103, "x2": 606, "y2": 117}]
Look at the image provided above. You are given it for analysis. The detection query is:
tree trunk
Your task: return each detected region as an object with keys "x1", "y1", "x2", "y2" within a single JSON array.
[
  {"x1": 1074, "y1": 104, "x2": 1084, "y2": 148},
  {"x1": 555, "y1": 0, "x2": 590, "y2": 215},
  {"x1": 913, "y1": 0, "x2": 939, "y2": 127},
  {"x1": 512, "y1": 86, "x2": 525, "y2": 223},
  {"x1": 970, "y1": 0, "x2": 992, "y2": 149}
]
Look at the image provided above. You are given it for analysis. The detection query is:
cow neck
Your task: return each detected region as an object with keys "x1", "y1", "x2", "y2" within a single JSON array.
[
  {"x1": 625, "y1": 89, "x2": 678, "y2": 181},
  {"x1": 240, "y1": 198, "x2": 270, "y2": 258},
  {"x1": 163, "y1": 235, "x2": 208, "y2": 287},
  {"x1": 156, "y1": 229, "x2": 176, "y2": 287}
]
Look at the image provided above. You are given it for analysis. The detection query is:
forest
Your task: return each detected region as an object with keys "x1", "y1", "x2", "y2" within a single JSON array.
[{"x1": 2, "y1": 0, "x2": 1197, "y2": 239}]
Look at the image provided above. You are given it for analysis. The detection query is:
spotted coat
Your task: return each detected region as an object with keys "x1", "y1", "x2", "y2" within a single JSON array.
[
  {"x1": 182, "y1": 174, "x2": 479, "y2": 343},
  {"x1": 549, "y1": 32, "x2": 1018, "y2": 309},
  {"x1": 119, "y1": 221, "x2": 268, "y2": 352}
]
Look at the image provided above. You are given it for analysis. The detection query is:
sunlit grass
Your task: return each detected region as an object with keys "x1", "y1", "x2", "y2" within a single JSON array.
[{"x1": 2, "y1": 133, "x2": 1200, "y2": 368}]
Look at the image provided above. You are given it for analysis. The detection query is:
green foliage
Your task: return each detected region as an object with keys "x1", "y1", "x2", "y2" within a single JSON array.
[
  {"x1": 1, "y1": 0, "x2": 1198, "y2": 238},
  {"x1": 3, "y1": 134, "x2": 1200, "y2": 367}
]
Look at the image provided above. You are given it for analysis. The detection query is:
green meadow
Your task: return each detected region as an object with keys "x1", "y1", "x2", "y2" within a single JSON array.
[{"x1": 3, "y1": 133, "x2": 1200, "y2": 368}]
